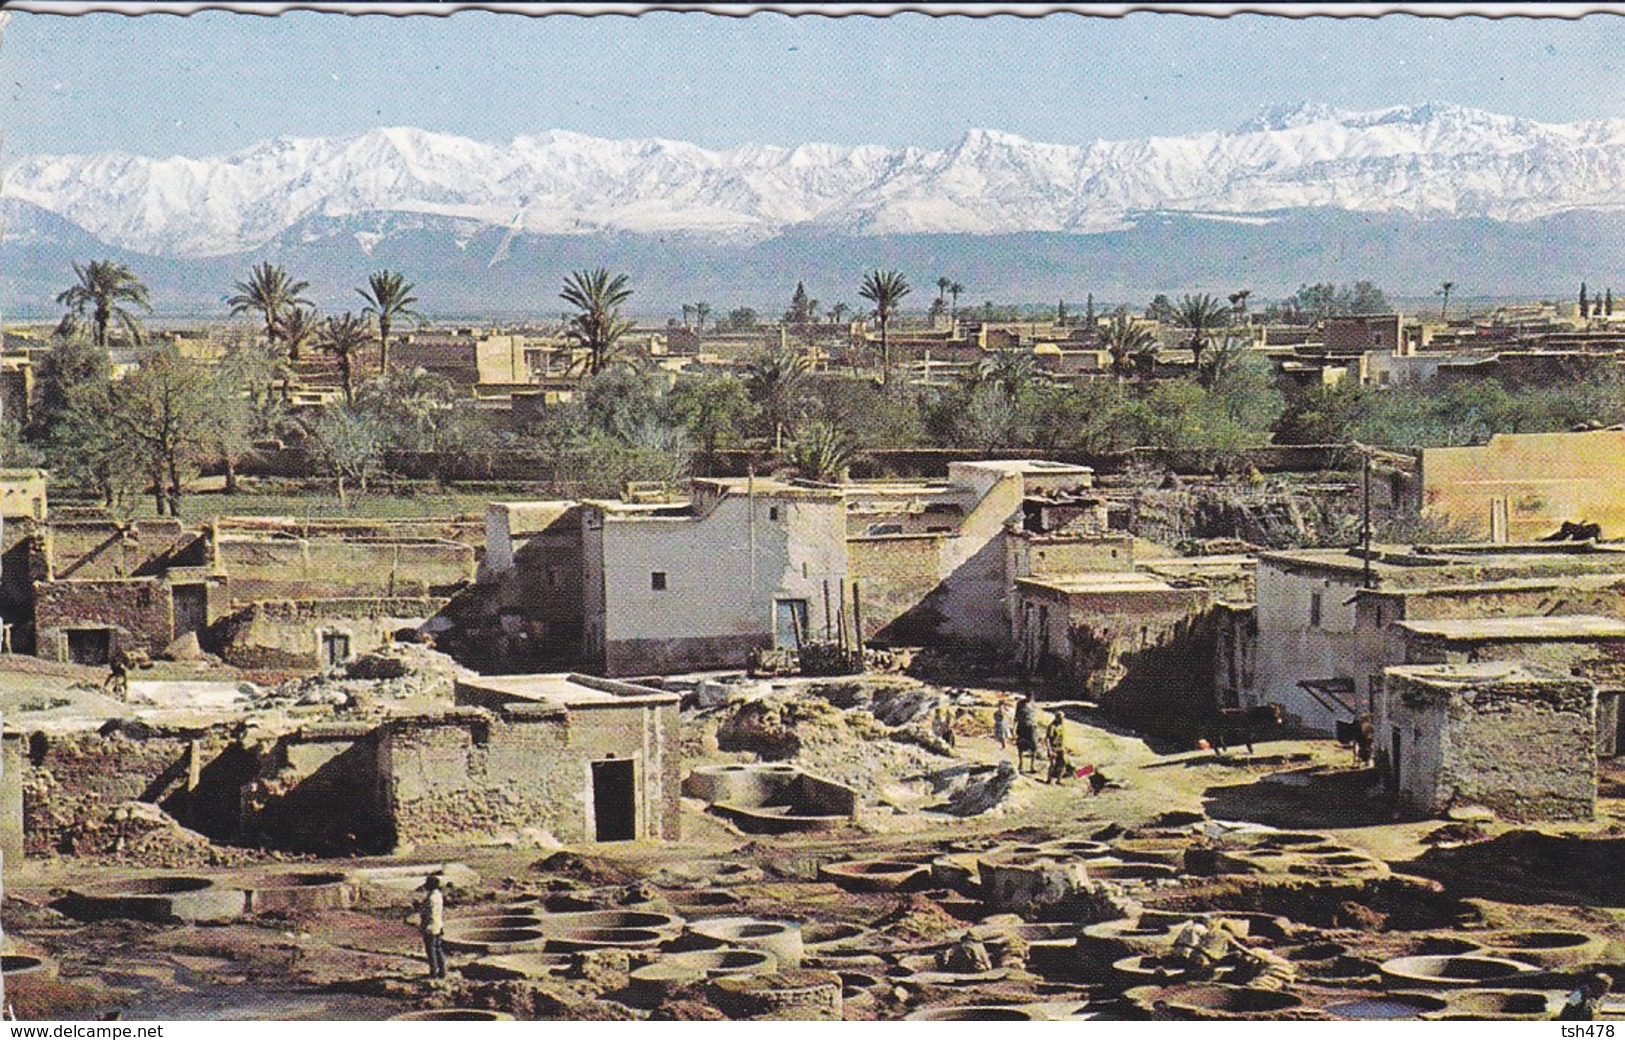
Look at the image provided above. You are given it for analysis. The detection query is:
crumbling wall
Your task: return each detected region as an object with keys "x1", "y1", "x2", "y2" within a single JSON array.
[
  {"x1": 45, "y1": 519, "x2": 195, "y2": 580},
  {"x1": 34, "y1": 579, "x2": 175, "y2": 661},
  {"x1": 20, "y1": 723, "x2": 238, "y2": 856},
  {"x1": 847, "y1": 535, "x2": 948, "y2": 643},
  {"x1": 212, "y1": 596, "x2": 445, "y2": 671},
  {"x1": 245, "y1": 726, "x2": 391, "y2": 855},
  {"x1": 1385, "y1": 669, "x2": 1597, "y2": 821}
]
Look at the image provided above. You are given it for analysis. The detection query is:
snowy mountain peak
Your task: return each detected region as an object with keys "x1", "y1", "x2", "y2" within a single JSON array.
[{"x1": 7, "y1": 103, "x2": 1625, "y2": 258}]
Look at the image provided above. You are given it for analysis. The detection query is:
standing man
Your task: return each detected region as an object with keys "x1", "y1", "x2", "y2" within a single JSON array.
[
  {"x1": 1015, "y1": 694, "x2": 1038, "y2": 773},
  {"x1": 993, "y1": 701, "x2": 1010, "y2": 751},
  {"x1": 417, "y1": 873, "x2": 446, "y2": 979},
  {"x1": 1045, "y1": 713, "x2": 1070, "y2": 784}
]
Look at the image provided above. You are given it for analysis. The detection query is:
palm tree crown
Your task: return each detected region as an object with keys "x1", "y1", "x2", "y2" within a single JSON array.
[
  {"x1": 56, "y1": 260, "x2": 153, "y2": 348},
  {"x1": 859, "y1": 269, "x2": 912, "y2": 387},
  {"x1": 319, "y1": 312, "x2": 372, "y2": 404},
  {"x1": 228, "y1": 263, "x2": 312, "y2": 357},
  {"x1": 561, "y1": 269, "x2": 635, "y2": 376},
  {"x1": 357, "y1": 269, "x2": 422, "y2": 373},
  {"x1": 1100, "y1": 308, "x2": 1158, "y2": 381},
  {"x1": 1174, "y1": 293, "x2": 1230, "y2": 368}
]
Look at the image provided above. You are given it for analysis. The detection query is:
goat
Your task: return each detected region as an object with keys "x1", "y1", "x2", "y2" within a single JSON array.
[{"x1": 1201, "y1": 704, "x2": 1285, "y2": 755}]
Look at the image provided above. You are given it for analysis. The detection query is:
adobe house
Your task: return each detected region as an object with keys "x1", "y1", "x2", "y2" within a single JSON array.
[
  {"x1": 581, "y1": 478, "x2": 848, "y2": 676},
  {"x1": 1247, "y1": 541, "x2": 1625, "y2": 735},
  {"x1": 1379, "y1": 662, "x2": 1598, "y2": 821},
  {"x1": 247, "y1": 674, "x2": 680, "y2": 853}
]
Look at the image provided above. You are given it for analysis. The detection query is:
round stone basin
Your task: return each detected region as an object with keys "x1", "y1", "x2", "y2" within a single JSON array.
[
  {"x1": 1380, "y1": 954, "x2": 1539, "y2": 987},
  {"x1": 1252, "y1": 831, "x2": 1332, "y2": 848},
  {"x1": 1285, "y1": 940, "x2": 1348, "y2": 962},
  {"x1": 1438, "y1": 989, "x2": 1558, "y2": 1020},
  {"x1": 543, "y1": 927, "x2": 665, "y2": 952},
  {"x1": 1081, "y1": 917, "x2": 1183, "y2": 955},
  {"x1": 1040, "y1": 839, "x2": 1113, "y2": 858},
  {"x1": 1112, "y1": 953, "x2": 1190, "y2": 983},
  {"x1": 838, "y1": 969, "x2": 882, "y2": 996},
  {"x1": 1156, "y1": 984, "x2": 1306, "y2": 1019},
  {"x1": 81, "y1": 876, "x2": 212, "y2": 896},
  {"x1": 1082, "y1": 859, "x2": 1179, "y2": 882},
  {"x1": 666, "y1": 889, "x2": 740, "y2": 910},
  {"x1": 1311, "y1": 853, "x2": 1375, "y2": 868},
  {"x1": 442, "y1": 927, "x2": 548, "y2": 954},
  {"x1": 818, "y1": 858, "x2": 930, "y2": 892},
  {"x1": 247, "y1": 871, "x2": 353, "y2": 913},
  {"x1": 663, "y1": 948, "x2": 778, "y2": 976},
  {"x1": 447, "y1": 913, "x2": 544, "y2": 934},
  {"x1": 1481, "y1": 930, "x2": 1601, "y2": 967},
  {"x1": 906, "y1": 1005, "x2": 1037, "y2": 1021},
  {"x1": 974, "y1": 921, "x2": 1078, "y2": 944},
  {"x1": 1, "y1": 955, "x2": 47, "y2": 976},
  {"x1": 1207, "y1": 912, "x2": 1291, "y2": 942},
  {"x1": 537, "y1": 909, "x2": 681, "y2": 934},
  {"x1": 1413, "y1": 936, "x2": 1483, "y2": 956},
  {"x1": 690, "y1": 917, "x2": 803, "y2": 968},
  {"x1": 390, "y1": 1009, "x2": 514, "y2": 1021},
  {"x1": 1328, "y1": 993, "x2": 1450, "y2": 1020},
  {"x1": 803, "y1": 921, "x2": 868, "y2": 948},
  {"x1": 1111, "y1": 838, "x2": 1190, "y2": 865}
]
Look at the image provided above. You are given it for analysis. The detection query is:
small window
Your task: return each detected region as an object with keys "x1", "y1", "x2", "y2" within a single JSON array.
[
  {"x1": 651, "y1": 571, "x2": 668, "y2": 591},
  {"x1": 768, "y1": 505, "x2": 781, "y2": 521},
  {"x1": 1309, "y1": 591, "x2": 1323, "y2": 628}
]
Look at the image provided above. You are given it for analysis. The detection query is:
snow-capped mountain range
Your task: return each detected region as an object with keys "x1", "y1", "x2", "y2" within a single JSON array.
[{"x1": 9, "y1": 102, "x2": 1625, "y2": 259}]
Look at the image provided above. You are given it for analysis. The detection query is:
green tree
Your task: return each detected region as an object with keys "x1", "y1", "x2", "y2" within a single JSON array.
[
  {"x1": 55, "y1": 260, "x2": 152, "y2": 348},
  {"x1": 1146, "y1": 294, "x2": 1177, "y2": 322},
  {"x1": 30, "y1": 332, "x2": 111, "y2": 440},
  {"x1": 306, "y1": 405, "x2": 383, "y2": 511},
  {"x1": 273, "y1": 305, "x2": 321, "y2": 370},
  {"x1": 107, "y1": 347, "x2": 211, "y2": 515},
  {"x1": 1437, "y1": 281, "x2": 1455, "y2": 321},
  {"x1": 669, "y1": 375, "x2": 751, "y2": 467},
  {"x1": 858, "y1": 269, "x2": 911, "y2": 388},
  {"x1": 560, "y1": 269, "x2": 634, "y2": 376},
  {"x1": 789, "y1": 421, "x2": 856, "y2": 482},
  {"x1": 357, "y1": 269, "x2": 423, "y2": 373},
  {"x1": 205, "y1": 340, "x2": 286, "y2": 495},
  {"x1": 228, "y1": 263, "x2": 312, "y2": 358},
  {"x1": 319, "y1": 312, "x2": 373, "y2": 404},
  {"x1": 725, "y1": 307, "x2": 760, "y2": 330},
  {"x1": 948, "y1": 282, "x2": 964, "y2": 321}
]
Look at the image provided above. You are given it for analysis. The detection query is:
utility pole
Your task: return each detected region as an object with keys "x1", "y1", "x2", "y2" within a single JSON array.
[{"x1": 1360, "y1": 445, "x2": 1374, "y2": 590}]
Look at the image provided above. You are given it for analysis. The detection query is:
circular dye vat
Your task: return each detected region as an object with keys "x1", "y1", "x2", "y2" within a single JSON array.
[
  {"x1": 543, "y1": 927, "x2": 666, "y2": 952},
  {"x1": 906, "y1": 1005, "x2": 1037, "y2": 1021},
  {"x1": 1155, "y1": 984, "x2": 1306, "y2": 1020},
  {"x1": 389, "y1": 1009, "x2": 514, "y2": 1021},
  {"x1": 1379, "y1": 954, "x2": 1539, "y2": 987},
  {"x1": 1439, "y1": 989, "x2": 1559, "y2": 1020},
  {"x1": 1327, "y1": 993, "x2": 1450, "y2": 1020}
]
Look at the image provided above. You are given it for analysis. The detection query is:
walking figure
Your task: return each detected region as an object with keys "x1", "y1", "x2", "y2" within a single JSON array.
[
  {"x1": 416, "y1": 873, "x2": 447, "y2": 979},
  {"x1": 993, "y1": 702, "x2": 1010, "y2": 750},
  {"x1": 104, "y1": 646, "x2": 132, "y2": 698},
  {"x1": 1045, "y1": 713, "x2": 1070, "y2": 784}
]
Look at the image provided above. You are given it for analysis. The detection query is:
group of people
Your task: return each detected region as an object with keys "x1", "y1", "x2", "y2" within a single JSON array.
[{"x1": 989, "y1": 693, "x2": 1105, "y2": 789}]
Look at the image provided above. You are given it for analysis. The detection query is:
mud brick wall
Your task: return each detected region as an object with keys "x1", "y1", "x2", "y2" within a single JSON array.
[
  {"x1": 35, "y1": 579, "x2": 175, "y2": 660},
  {"x1": 21, "y1": 725, "x2": 236, "y2": 855},
  {"x1": 216, "y1": 537, "x2": 476, "y2": 604},
  {"x1": 383, "y1": 702, "x2": 680, "y2": 847},
  {"x1": 846, "y1": 535, "x2": 947, "y2": 642},
  {"x1": 46, "y1": 519, "x2": 194, "y2": 580},
  {"x1": 213, "y1": 595, "x2": 446, "y2": 670}
]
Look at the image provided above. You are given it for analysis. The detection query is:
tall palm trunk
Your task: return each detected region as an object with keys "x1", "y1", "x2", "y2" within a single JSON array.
[
  {"x1": 379, "y1": 316, "x2": 391, "y2": 373},
  {"x1": 880, "y1": 318, "x2": 890, "y2": 389}
]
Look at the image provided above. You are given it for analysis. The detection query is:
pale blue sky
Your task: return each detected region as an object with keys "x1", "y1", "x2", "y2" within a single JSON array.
[{"x1": 3, "y1": 9, "x2": 1624, "y2": 158}]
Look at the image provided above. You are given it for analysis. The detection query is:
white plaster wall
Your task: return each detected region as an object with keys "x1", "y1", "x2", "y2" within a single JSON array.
[
  {"x1": 600, "y1": 493, "x2": 847, "y2": 646},
  {"x1": 1252, "y1": 563, "x2": 1370, "y2": 734}
]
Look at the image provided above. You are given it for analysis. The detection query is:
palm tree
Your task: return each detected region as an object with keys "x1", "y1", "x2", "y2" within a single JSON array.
[
  {"x1": 1228, "y1": 289, "x2": 1252, "y2": 322},
  {"x1": 1437, "y1": 281, "x2": 1455, "y2": 321},
  {"x1": 56, "y1": 260, "x2": 152, "y2": 348},
  {"x1": 858, "y1": 269, "x2": 911, "y2": 388},
  {"x1": 318, "y1": 312, "x2": 371, "y2": 404},
  {"x1": 228, "y1": 263, "x2": 312, "y2": 358},
  {"x1": 746, "y1": 348, "x2": 812, "y2": 449},
  {"x1": 1174, "y1": 292, "x2": 1229, "y2": 370},
  {"x1": 936, "y1": 276, "x2": 951, "y2": 307},
  {"x1": 560, "y1": 269, "x2": 635, "y2": 376},
  {"x1": 274, "y1": 305, "x2": 321, "y2": 364},
  {"x1": 949, "y1": 282, "x2": 964, "y2": 321},
  {"x1": 828, "y1": 302, "x2": 849, "y2": 325},
  {"x1": 976, "y1": 347, "x2": 1038, "y2": 401},
  {"x1": 694, "y1": 302, "x2": 712, "y2": 333},
  {"x1": 681, "y1": 303, "x2": 694, "y2": 329},
  {"x1": 1100, "y1": 308, "x2": 1158, "y2": 382},
  {"x1": 357, "y1": 269, "x2": 422, "y2": 373}
]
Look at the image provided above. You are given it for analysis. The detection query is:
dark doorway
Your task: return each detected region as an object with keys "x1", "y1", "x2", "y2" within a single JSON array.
[
  {"x1": 1390, "y1": 727, "x2": 1403, "y2": 791},
  {"x1": 321, "y1": 631, "x2": 352, "y2": 668},
  {"x1": 173, "y1": 584, "x2": 208, "y2": 636},
  {"x1": 591, "y1": 758, "x2": 636, "y2": 842},
  {"x1": 66, "y1": 628, "x2": 111, "y2": 667},
  {"x1": 773, "y1": 599, "x2": 809, "y2": 651}
]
